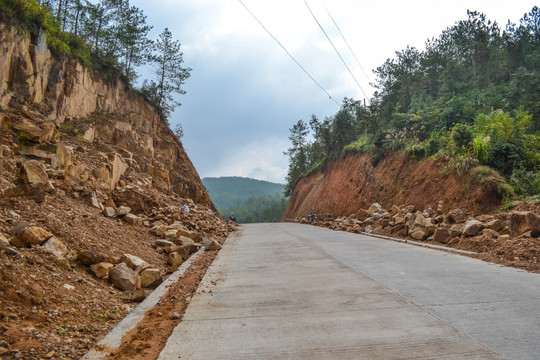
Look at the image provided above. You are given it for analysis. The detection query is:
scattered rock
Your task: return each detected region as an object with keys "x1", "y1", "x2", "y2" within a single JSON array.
[
  {"x1": 463, "y1": 219, "x2": 484, "y2": 237},
  {"x1": 121, "y1": 254, "x2": 149, "y2": 273},
  {"x1": 433, "y1": 228, "x2": 451, "y2": 244},
  {"x1": 41, "y1": 237, "x2": 68, "y2": 257},
  {"x1": 171, "y1": 312, "x2": 181, "y2": 320},
  {"x1": 90, "y1": 262, "x2": 114, "y2": 279},
  {"x1": 124, "y1": 213, "x2": 141, "y2": 226},
  {"x1": 203, "y1": 236, "x2": 222, "y2": 251},
  {"x1": 109, "y1": 263, "x2": 139, "y2": 291},
  {"x1": 167, "y1": 252, "x2": 184, "y2": 269},
  {"x1": 140, "y1": 268, "x2": 162, "y2": 288},
  {"x1": 0, "y1": 233, "x2": 10, "y2": 250},
  {"x1": 155, "y1": 239, "x2": 175, "y2": 248},
  {"x1": 115, "y1": 206, "x2": 131, "y2": 217},
  {"x1": 21, "y1": 160, "x2": 49, "y2": 185},
  {"x1": 102, "y1": 207, "x2": 116, "y2": 218},
  {"x1": 14, "y1": 226, "x2": 53, "y2": 246},
  {"x1": 77, "y1": 250, "x2": 105, "y2": 266}
]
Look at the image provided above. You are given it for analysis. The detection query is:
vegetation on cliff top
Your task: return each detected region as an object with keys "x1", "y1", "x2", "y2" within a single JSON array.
[
  {"x1": 285, "y1": 7, "x2": 540, "y2": 200},
  {"x1": 0, "y1": 0, "x2": 190, "y2": 123}
]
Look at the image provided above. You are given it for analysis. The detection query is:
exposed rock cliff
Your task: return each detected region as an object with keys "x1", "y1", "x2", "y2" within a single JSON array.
[{"x1": 0, "y1": 15, "x2": 210, "y2": 206}]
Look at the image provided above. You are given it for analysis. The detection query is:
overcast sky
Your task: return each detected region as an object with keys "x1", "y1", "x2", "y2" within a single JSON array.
[{"x1": 130, "y1": 0, "x2": 538, "y2": 184}]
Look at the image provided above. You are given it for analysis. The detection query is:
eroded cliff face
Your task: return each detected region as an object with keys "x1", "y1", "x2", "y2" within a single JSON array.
[
  {"x1": 0, "y1": 16, "x2": 211, "y2": 206},
  {"x1": 283, "y1": 152, "x2": 506, "y2": 220}
]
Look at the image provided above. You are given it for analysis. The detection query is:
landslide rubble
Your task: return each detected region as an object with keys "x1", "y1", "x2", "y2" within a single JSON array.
[
  {"x1": 287, "y1": 200, "x2": 540, "y2": 273},
  {"x1": 0, "y1": 15, "x2": 236, "y2": 360}
]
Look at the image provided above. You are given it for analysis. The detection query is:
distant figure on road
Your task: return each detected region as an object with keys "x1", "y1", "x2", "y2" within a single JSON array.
[
  {"x1": 228, "y1": 216, "x2": 237, "y2": 223},
  {"x1": 307, "y1": 212, "x2": 316, "y2": 223}
]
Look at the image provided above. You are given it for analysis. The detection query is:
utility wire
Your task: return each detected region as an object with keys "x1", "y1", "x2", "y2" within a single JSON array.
[
  {"x1": 238, "y1": 0, "x2": 339, "y2": 106},
  {"x1": 304, "y1": 0, "x2": 368, "y2": 100},
  {"x1": 324, "y1": 5, "x2": 371, "y2": 83}
]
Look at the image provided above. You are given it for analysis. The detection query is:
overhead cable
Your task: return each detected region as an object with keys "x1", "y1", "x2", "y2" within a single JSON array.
[
  {"x1": 237, "y1": 0, "x2": 339, "y2": 106},
  {"x1": 304, "y1": 0, "x2": 368, "y2": 100},
  {"x1": 324, "y1": 5, "x2": 371, "y2": 83}
]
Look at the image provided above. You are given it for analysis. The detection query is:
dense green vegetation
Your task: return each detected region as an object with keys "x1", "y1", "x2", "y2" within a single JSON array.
[
  {"x1": 202, "y1": 177, "x2": 288, "y2": 223},
  {"x1": 285, "y1": 7, "x2": 540, "y2": 199},
  {"x1": 219, "y1": 194, "x2": 289, "y2": 224},
  {"x1": 0, "y1": 0, "x2": 190, "y2": 122}
]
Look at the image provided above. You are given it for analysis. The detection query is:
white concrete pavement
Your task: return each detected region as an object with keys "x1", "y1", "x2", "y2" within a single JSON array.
[{"x1": 156, "y1": 223, "x2": 540, "y2": 359}]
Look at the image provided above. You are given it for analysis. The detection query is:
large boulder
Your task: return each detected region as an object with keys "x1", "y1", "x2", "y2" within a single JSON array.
[
  {"x1": 140, "y1": 268, "x2": 162, "y2": 288},
  {"x1": 167, "y1": 252, "x2": 184, "y2": 269},
  {"x1": 463, "y1": 220, "x2": 484, "y2": 237},
  {"x1": 90, "y1": 262, "x2": 114, "y2": 279},
  {"x1": 368, "y1": 203, "x2": 383, "y2": 216},
  {"x1": 14, "y1": 226, "x2": 53, "y2": 246},
  {"x1": 21, "y1": 160, "x2": 49, "y2": 185},
  {"x1": 109, "y1": 263, "x2": 139, "y2": 291},
  {"x1": 433, "y1": 228, "x2": 451, "y2": 244},
  {"x1": 121, "y1": 254, "x2": 149, "y2": 273}
]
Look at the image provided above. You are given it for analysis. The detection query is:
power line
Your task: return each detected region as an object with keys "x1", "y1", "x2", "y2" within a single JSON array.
[
  {"x1": 324, "y1": 5, "x2": 371, "y2": 83},
  {"x1": 237, "y1": 0, "x2": 339, "y2": 106},
  {"x1": 304, "y1": 0, "x2": 368, "y2": 100}
]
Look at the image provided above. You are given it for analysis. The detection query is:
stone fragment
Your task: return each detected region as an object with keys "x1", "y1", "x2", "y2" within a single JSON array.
[
  {"x1": 140, "y1": 268, "x2": 162, "y2": 288},
  {"x1": 21, "y1": 160, "x2": 49, "y2": 185},
  {"x1": 0, "y1": 233, "x2": 10, "y2": 250},
  {"x1": 110, "y1": 153, "x2": 128, "y2": 190},
  {"x1": 391, "y1": 205, "x2": 400, "y2": 214},
  {"x1": 109, "y1": 263, "x2": 139, "y2": 291},
  {"x1": 485, "y1": 219, "x2": 503, "y2": 232},
  {"x1": 167, "y1": 252, "x2": 184, "y2": 269},
  {"x1": 90, "y1": 262, "x2": 114, "y2": 279},
  {"x1": 447, "y1": 209, "x2": 466, "y2": 224},
  {"x1": 357, "y1": 209, "x2": 370, "y2": 221},
  {"x1": 462, "y1": 220, "x2": 484, "y2": 237},
  {"x1": 124, "y1": 213, "x2": 141, "y2": 225},
  {"x1": 41, "y1": 237, "x2": 68, "y2": 257},
  {"x1": 436, "y1": 201, "x2": 444, "y2": 215},
  {"x1": 4, "y1": 247, "x2": 19, "y2": 256},
  {"x1": 203, "y1": 236, "x2": 222, "y2": 251},
  {"x1": 433, "y1": 228, "x2": 451, "y2": 244},
  {"x1": 368, "y1": 203, "x2": 383, "y2": 216},
  {"x1": 410, "y1": 230, "x2": 426, "y2": 241},
  {"x1": 482, "y1": 229, "x2": 500, "y2": 239},
  {"x1": 77, "y1": 250, "x2": 105, "y2": 266},
  {"x1": 150, "y1": 224, "x2": 167, "y2": 237},
  {"x1": 176, "y1": 236, "x2": 195, "y2": 247},
  {"x1": 121, "y1": 254, "x2": 149, "y2": 273},
  {"x1": 115, "y1": 206, "x2": 131, "y2": 217},
  {"x1": 155, "y1": 239, "x2": 175, "y2": 248},
  {"x1": 102, "y1": 207, "x2": 116, "y2": 218},
  {"x1": 15, "y1": 226, "x2": 53, "y2": 246},
  {"x1": 54, "y1": 143, "x2": 73, "y2": 168},
  {"x1": 164, "y1": 229, "x2": 178, "y2": 241},
  {"x1": 90, "y1": 192, "x2": 102, "y2": 209},
  {"x1": 449, "y1": 224, "x2": 464, "y2": 238},
  {"x1": 499, "y1": 234, "x2": 511, "y2": 241}
]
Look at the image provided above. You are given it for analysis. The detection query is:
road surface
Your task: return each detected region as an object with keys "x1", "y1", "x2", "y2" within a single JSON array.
[{"x1": 158, "y1": 223, "x2": 540, "y2": 359}]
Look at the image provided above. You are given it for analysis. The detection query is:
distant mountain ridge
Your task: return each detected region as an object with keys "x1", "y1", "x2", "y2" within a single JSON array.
[{"x1": 202, "y1": 176, "x2": 285, "y2": 210}]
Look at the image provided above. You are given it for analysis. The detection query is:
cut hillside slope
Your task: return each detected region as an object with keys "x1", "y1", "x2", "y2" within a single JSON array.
[
  {"x1": 283, "y1": 152, "x2": 540, "y2": 273},
  {"x1": 0, "y1": 16, "x2": 235, "y2": 359},
  {"x1": 283, "y1": 151, "x2": 506, "y2": 220}
]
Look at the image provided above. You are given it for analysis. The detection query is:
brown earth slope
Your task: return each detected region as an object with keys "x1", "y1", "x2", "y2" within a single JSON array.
[
  {"x1": 0, "y1": 15, "x2": 234, "y2": 359},
  {"x1": 283, "y1": 152, "x2": 505, "y2": 220}
]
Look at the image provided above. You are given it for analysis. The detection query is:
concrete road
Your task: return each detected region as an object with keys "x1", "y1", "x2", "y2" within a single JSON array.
[{"x1": 158, "y1": 223, "x2": 540, "y2": 359}]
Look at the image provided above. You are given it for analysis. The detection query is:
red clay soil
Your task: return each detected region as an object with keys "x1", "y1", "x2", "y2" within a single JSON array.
[{"x1": 283, "y1": 152, "x2": 505, "y2": 220}]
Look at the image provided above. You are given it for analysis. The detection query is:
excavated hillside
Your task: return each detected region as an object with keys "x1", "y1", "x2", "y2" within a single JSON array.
[
  {"x1": 283, "y1": 151, "x2": 540, "y2": 273},
  {"x1": 0, "y1": 16, "x2": 236, "y2": 359}
]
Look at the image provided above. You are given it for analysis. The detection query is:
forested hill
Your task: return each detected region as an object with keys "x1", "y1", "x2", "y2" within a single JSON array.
[
  {"x1": 202, "y1": 177, "x2": 285, "y2": 210},
  {"x1": 284, "y1": 6, "x2": 540, "y2": 200}
]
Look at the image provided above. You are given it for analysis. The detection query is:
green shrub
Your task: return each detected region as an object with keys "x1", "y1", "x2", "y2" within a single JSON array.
[
  {"x1": 510, "y1": 168, "x2": 540, "y2": 197},
  {"x1": 451, "y1": 123, "x2": 474, "y2": 149},
  {"x1": 473, "y1": 135, "x2": 489, "y2": 163},
  {"x1": 343, "y1": 134, "x2": 375, "y2": 154}
]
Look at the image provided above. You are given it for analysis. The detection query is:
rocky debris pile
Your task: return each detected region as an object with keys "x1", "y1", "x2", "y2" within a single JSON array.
[
  {"x1": 0, "y1": 116, "x2": 236, "y2": 359},
  {"x1": 290, "y1": 201, "x2": 540, "y2": 272}
]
